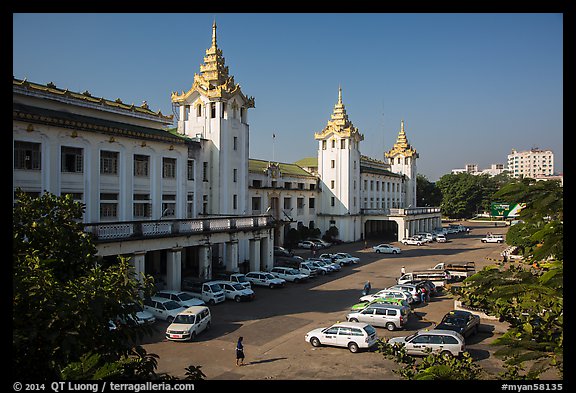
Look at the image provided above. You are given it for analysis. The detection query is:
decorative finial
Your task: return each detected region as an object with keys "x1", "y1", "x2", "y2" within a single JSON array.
[
  {"x1": 212, "y1": 19, "x2": 217, "y2": 47},
  {"x1": 401, "y1": 119, "x2": 404, "y2": 133},
  {"x1": 338, "y1": 85, "x2": 342, "y2": 105}
]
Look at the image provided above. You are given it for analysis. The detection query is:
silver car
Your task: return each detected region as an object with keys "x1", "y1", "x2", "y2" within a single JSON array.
[
  {"x1": 346, "y1": 304, "x2": 410, "y2": 331},
  {"x1": 387, "y1": 329, "x2": 466, "y2": 357}
]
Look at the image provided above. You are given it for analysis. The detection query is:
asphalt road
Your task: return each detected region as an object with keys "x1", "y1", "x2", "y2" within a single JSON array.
[{"x1": 141, "y1": 221, "x2": 514, "y2": 380}]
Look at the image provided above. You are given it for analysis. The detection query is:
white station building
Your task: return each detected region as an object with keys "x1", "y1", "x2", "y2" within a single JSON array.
[{"x1": 13, "y1": 22, "x2": 441, "y2": 287}]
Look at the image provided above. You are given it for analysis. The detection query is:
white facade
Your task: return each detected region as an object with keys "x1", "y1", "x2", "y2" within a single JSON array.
[{"x1": 508, "y1": 148, "x2": 554, "y2": 178}]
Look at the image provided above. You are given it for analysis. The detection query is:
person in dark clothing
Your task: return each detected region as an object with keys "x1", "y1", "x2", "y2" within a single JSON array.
[
  {"x1": 363, "y1": 281, "x2": 371, "y2": 296},
  {"x1": 236, "y1": 336, "x2": 245, "y2": 366}
]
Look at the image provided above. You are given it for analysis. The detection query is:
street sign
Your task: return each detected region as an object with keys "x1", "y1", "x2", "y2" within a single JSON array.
[{"x1": 490, "y1": 202, "x2": 526, "y2": 218}]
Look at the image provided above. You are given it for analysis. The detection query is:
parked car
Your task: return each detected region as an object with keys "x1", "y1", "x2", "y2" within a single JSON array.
[
  {"x1": 481, "y1": 234, "x2": 505, "y2": 243},
  {"x1": 274, "y1": 246, "x2": 292, "y2": 257},
  {"x1": 211, "y1": 280, "x2": 255, "y2": 302},
  {"x1": 298, "y1": 240, "x2": 321, "y2": 249},
  {"x1": 156, "y1": 290, "x2": 206, "y2": 308},
  {"x1": 415, "y1": 233, "x2": 433, "y2": 243},
  {"x1": 346, "y1": 303, "x2": 410, "y2": 331},
  {"x1": 307, "y1": 238, "x2": 331, "y2": 248},
  {"x1": 320, "y1": 253, "x2": 354, "y2": 266},
  {"x1": 335, "y1": 252, "x2": 360, "y2": 264},
  {"x1": 351, "y1": 297, "x2": 411, "y2": 312},
  {"x1": 372, "y1": 244, "x2": 401, "y2": 254},
  {"x1": 387, "y1": 284, "x2": 421, "y2": 303},
  {"x1": 270, "y1": 266, "x2": 310, "y2": 283},
  {"x1": 400, "y1": 237, "x2": 424, "y2": 246},
  {"x1": 308, "y1": 257, "x2": 342, "y2": 272},
  {"x1": 436, "y1": 234, "x2": 447, "y2": 243},
  {"x1": 435, "y1": 310, "x2": 481, "y2": 338},
  {"x1": 165, "y1": 305, "x2": 211, "y2": 341},
  {"x1": 404, "y1": 280, "x2": 438, "y2": 297},
  {"x1": 143, "y1": 296, "x2": 187, "y2": 323},
  {"x1": 387, "y1": 329, "x2": 466, "y2": 357},
  {"x1": 360, "y1": 289, "x2": 414, "y2": 305},
  {"x1": 305, "y1": 260, "x2": 330, "y2": 275},
  {"x1": 304, "y1": 322, "x2": 379, "y2": 353},
  {"x1": 245, "y1": 271, "x2": 286, "y2": 288},
  {"x1": 117, "y1": 303, "x2": 156, "y2": 327}
]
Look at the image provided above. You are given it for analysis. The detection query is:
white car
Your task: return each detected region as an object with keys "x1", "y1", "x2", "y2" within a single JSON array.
[
  {"x1": 298, "y1": 240, "x2": 322, "y2": 249},
  {"x1": 415, "y1": 234, "x2": 433, "y2": 243},
  {"x1": 245, "y1": 271, "x2": 286, "y2": 288},
  {"x1": 117, "y1": 303, "x2": 156, "y2": 326},
  {"x1": 360, "y1": 289, "x2": 414, "y2": 304},
  {"x1": 322, "y1": 253, "x2": 354, "y2": 266},
  {"x1": 305, "y1": 260, "x2": 330, "y2": 275},
  {"x1": 211, "y1": 280, "x2": 255, "y2": 302},
  {"x1": 307, "y1": 238, "x2": 331, "y2": 248},
  {"x1": 372, "y1": 244, "x2": 401, "y2": 254},
  {"x1": 387, "y1": 329, "x2": 466, "y2": 357},
  {"x1": 436, "y1": 234, "x2": 447, "y2": 243},
  {"x1": 309, "y1": 258, "x2": 342, "y2": 272},
  {"x1": 156, "y1": 290, "x2": 206, "y2": 308},
  {"x1": 304, "y1": 322, "x2": 379, "y2": 353},
  {"x1": 400, "y1": 237, "x2": 424, "y2": 246},
  {"x1": 388, "y1": 284, "x2": 421, "y2": 303},
  {"x1": 270, "y1": 267, "x2": 310, "y2": 283},
  {"x1": 143, "y1": 296, "x2": 187, "y2": 323},
  {"x1": 166, "y1": 305, "x2": 211, "y2": 342},
  {"x1": 335, "y1": 253, "x2": 360, "y2": 264},
  {"x1": 481, "y1": 234, "x2": 505, "y2": 243}
]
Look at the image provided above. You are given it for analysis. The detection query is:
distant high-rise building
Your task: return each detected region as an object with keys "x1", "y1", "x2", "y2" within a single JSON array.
[{"x1": 507, "y1": 148, "x2": 554, "y2": 178}]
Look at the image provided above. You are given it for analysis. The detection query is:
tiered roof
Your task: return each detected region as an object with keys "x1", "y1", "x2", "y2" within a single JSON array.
[{"x1": 314, "y1": 87, "x2": 364, "y2": 141}]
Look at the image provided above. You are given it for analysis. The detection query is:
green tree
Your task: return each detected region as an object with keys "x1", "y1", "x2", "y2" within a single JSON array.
[
  {"x1": 416, "y1": 174, "x2": 442, "y2": 207},
  {"x1": 12, "y1": 190, "x2": 204, "y2": 380}
]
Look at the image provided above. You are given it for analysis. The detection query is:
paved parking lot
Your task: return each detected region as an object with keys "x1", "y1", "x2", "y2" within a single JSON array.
[{"x1": 142, "y1": 221, "x2": 512, "y2": 380}]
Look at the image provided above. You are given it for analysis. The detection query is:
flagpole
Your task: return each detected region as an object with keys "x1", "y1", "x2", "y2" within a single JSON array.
[{"x1": 272, "y1": 132, "x2": 276, "y2": 162}]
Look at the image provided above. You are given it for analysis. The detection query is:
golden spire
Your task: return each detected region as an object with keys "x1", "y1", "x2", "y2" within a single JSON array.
[
  {"x1": 212, "y1": 19, "x2": 217, "y2": 47},
  {"x1": 385, "y1": 120, "x2": 418, "y2": 158},
  {"x1": 314, "y1": 86, "x2": 364, "y2": 141}
]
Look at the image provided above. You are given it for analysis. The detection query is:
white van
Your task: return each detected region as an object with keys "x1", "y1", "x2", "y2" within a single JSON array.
[
  {"x1": 165, "y1": 306, "x2": 212, "y2": 341},
  {"x1": 346, "y1": 303, "x2": 410, "y2": 331}
]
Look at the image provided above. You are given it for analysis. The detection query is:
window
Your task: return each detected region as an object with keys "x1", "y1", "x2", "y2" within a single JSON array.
[
  {"x1": 252, "y1": 197, "x2": 261, "y2": 212},
  {"x1": 233, "y1": 168, "x2": 237, "y2": 182},
  {"x1": 162, "y1": 194, "x2": 176, "y2": 217},
  {"x1": 100, "y1": 151, "x2": 119, "y2": 175},
  {"x1": 386, "y1": 309, "x2": 398, "y2": 316},
  {"x1": 331, "y1": 160, "x2": 335, "y2": 168},
  {"x1": 184, "y1": 105, "x2": 190, "y2": 121},
  {"x1": 411, "y1": 335, "x2": 430, "y2": 344},
  {"x1": 202, "y1": 195, "x2": 208, "y2": 214},
  {"x1": 310, "y1": 183, "x2": 316, "y2": 190},
  {"x1": 133, "y1": 194, "x2": 151, "y2": 218},
  {"x1": 196, "y1": 103, "x2": 202, "y2": 117},
  {"x1": 322, "y1": 140, "x2": 327, "y2": 150},
  {"x1": 221, "y1": 102, "x2": 226, "y2": 118},
  {"x1": 442, "y1": 335, "x2": 459, "y2": 344},
  {"x1": 341, "y1": 139, "x2": 346, "y2": 149},
  {"x1": 284, "y1": 182, "x2": 292, "y2": 189},
  {"x1": 283, "y1": 197, "x2": 291, "y2": 209},
  {"x1": 61, "y1": 146, "x2": 83, "y2": 173},
  {"x1": 253, "y1": 179, "x2": 262, "y2": 188},
  {"x1": 331, "y1": 197, "x2": 335, "y2": 207},
  {"x1": 134, "y1": 154, "x2": 149, "y2": 177},
  {"x1": 162, "y1": 158, "x2": 176, "y2": 178},
  {"x1": 100, "y1": 193, "x2": 118, "y2": 219},
  {"x1": 331, "y1": 180, "x2": 335, "y2": 189},
  {"x1": 202, "y1": 162, "x2": 209, "y2": 181},
  {"x1": 298, "y1": 182, "x2": 304, "y2": 189},
  {"x1": 331, "y1": 140, "x2": 335, "y2": 148},
  {"x1": 187, "y1": 193, "x2": 194, "y2": 218},
  {"x1": 14, "y1": 141, "x2": 41, "y2": 170},
  {"x1": 187, "y1": 159, "x2": 195, "y2": 181},
  {"x1": 309, "y1": 197, "x2": 315, "y2": 209},
  {"x1": 233, "y1": 194, "x2": 238, "y2": 210},
  {"x1": 210, "y1": 103, "x2": 216, "y2": 118},
  {"x1": 233, "y1": 136, "x2": 238, "y2": 150},
  {"x1": 428, "y1": 335, "x2": 444, "y2": 345}
]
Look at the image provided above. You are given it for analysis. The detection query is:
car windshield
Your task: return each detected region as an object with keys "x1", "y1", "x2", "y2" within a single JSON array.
[
  {"x1": 231, "y1": 283, "x2": 245, "y2": 290},
  {"x1": 209, "y1": 284, "x2": 223, "y2": 292},
  {"x1": 235, "y1": 276, "x2": 247, "y2": 282},
  {"x1": 265, "y1": 273, "x2": 276, "y2": 280},
  {"x1": 173, "y1": 314, "x2": 195, "y2": 324},
  {"x1": 177, "y1": 292, "x2": 194, "y2": 301},
  {"x1": 289, "y1": 269, "x2": 300, "y2": 275},
  {"x1": 163, "y1": 300, "x2": 182, "y2": 310},
  {"x1": 363, "y1": 325, "x2": 376, "y2": 336}
]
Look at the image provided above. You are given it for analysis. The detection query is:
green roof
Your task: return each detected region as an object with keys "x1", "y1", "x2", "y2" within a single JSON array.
[
  {"x1": 294, "y1": 157, "x2": 318, "y2": 168},
  {"x1": 249, "y1": 159, "x2": 315, "y2": 178}
]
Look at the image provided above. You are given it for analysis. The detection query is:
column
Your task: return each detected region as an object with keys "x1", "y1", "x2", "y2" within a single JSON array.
[
  {"x1": 166, "y1": 247, "x2": 182, "y2": 291},
  {"x1": 249, "y1": 238, "x2": 261, "y2": 272},
  {"x1": 261, "y1": 233, "x2": 273, "y2": 271},
  {"x1": 226, "y1": 240, "x2": 239, "y2": 272},
  {"x1": 131, "y1": 250, "x2": 146, "y2": 283},
  {"x1": 198, "y1": 245, "x2": 211, "y2": 280}
]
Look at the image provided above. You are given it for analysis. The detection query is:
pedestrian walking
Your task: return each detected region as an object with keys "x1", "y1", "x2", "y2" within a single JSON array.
[
  {"x1": 420, "y1": 287, "x2": 427, "y2": 304},
  {"x1": 236, "y1": 336, "x2": 245, "y2": 366},
  {"x1": 400, "y1": 266, "x2": 406, "y2": 276},
  {"x1": 363, "y1": 281, "x2": 371, "y2": 296}
]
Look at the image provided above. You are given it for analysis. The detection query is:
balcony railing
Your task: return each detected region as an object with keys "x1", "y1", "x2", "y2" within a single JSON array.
[{"x1": 84, "y1": 214, "x2": 274, "y2": 242}]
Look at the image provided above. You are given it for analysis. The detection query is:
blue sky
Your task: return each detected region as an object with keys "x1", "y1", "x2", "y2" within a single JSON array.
[{"x1": 13, "y1": 13, "x2": 563, "y2": 181}]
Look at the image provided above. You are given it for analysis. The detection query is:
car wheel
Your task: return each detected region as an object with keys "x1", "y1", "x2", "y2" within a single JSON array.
[
  {"x1": 234, "y1": 296, "x2": 241, "y2": 303},
  {"x1": 386, "y1": 322, "x2": 396, "y2": 331},
  {"x1": 208, "y1": 299, "x2": 215, "y2": 305},
  {"x1": 310, "y1": 337, "x2": 321, "y2": 347},
  {"x1": 349, "y1": 318, "x2": 359, "y2": 323},
  {"x1": 376, "y1": 250, "x2": 381, "y2": 254},
  {"x1": 206, "y1": 321, "x2": 211, "y2": 330},
  {"x1": 348, "y1": 342, "x2": 359, "y2": 353},
  {"x1": 294, "y1": 278, "x2": 300, "y2": 283},
  {"x1": 440, "y1": 350, "x2": 453, "y2": 358},
  {"x1": 269, "y1": 283, "x2": 275, "y2": 289},
  {"x1": 190, "y1": 331, "x2": 196, "y2": 341},
  {"x1": 392, "y1": 250, "x2": 398, "y2": 254}
]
